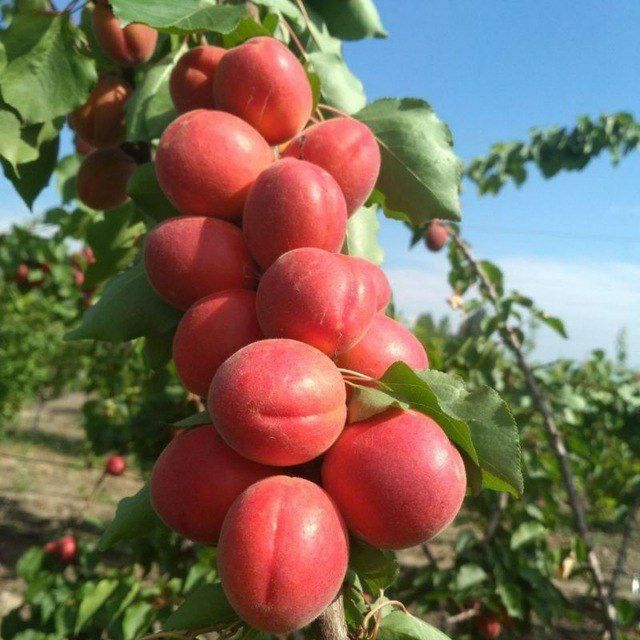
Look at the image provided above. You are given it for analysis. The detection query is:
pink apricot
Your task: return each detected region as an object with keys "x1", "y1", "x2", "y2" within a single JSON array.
[
  {"x1": 256, "y1": 248, "x2": 377, "y2": 356},
  {"x1": 173, "y1": 290, "x2": 263, "y2": 397},
  {"x1": 218, "y1": 476, "x2": 349, "y2": 633},
  {"x1": 322, "y1": 409, "x2": 466, "y2": 549},
  {"x1": 144, "y1": 216, "x2": 256, "y2": 311},
  {"x1": 282, "y1": 117, "x2": 380, "y2": 215},
  {"x1": 350, "y1": 256, "x2": 392, "y2": 311},
  {"x1": 243, "y1": 158, "x2": 347, "y2": 270},
  {"x1": 336, "y1": 314, "x2": 428, "y2": 379},
  {"x1": 150, "y1": 425, "x2": 274, "y2": 545},
  {"x1": 208, "y1": 339, "x2": 346, "y2": 466},
  {"x1": 155, "y1": 110, "x2": 273, "y2": 220},
  {"x1": 424, "y1": 219, "x2": 448, "y2": 251},
  {"x1": 92, "y1": 2, "x2": 158, "y2": 67},
  {"x1": 169, "y1": 45, "x2": 225, "y2": 113},
  {"x1": 56, "y1": 535, "x2": 77, "y2": 563},
  {"x1": 213, "y1": 36, "x2": 312, "y2": 145}
]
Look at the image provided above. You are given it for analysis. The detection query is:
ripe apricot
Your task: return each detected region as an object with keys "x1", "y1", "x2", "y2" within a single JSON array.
[
  {"x1": 336, "y1": 314, "x2": 428, "y2": 379},
  {"x1": 283, "y1": 117, "x2": 380, "y2": 215},
  {"x1": 243, "y1": 158, "x2": 347, "y2": 269},
  {"x1": 173, "y1": 290, "x2": 263, "y2": 397},
  {"x1": 92, "y1": 2, "x2": 158, "y2": 67},
  {"x1": 155, "y1": 110, "x2": 273, "y2": 220},
  {"x1": 218, "y1": 476, "x2": 349, "y2": 633},
  {"x1": 322, "y1": 409, "x2": 466, "y2": 549},
  {"x1": 424, "y1": 219, "x2": 448, "y2": 251},
  {"x1": 56, "y1": 535, "x2": 77, "y2": 563},
  {"x1": 351, "y1": 256, "x2": 392, "y2": 311},
  {"x1": 150, "y1": 425, "x2": 274, "y2": 545},
  {"x1": 68, "y1": 76, "x2": 132, "y2": 149},
  {"x1": 169, "y1": 45, "x2": 225, "y2": 113},
  {"x1": 76, "y1": 147, "x2": 136, "y2": 211},
  {"x1": 105, "y1": 454, "x2": 126, "y2": 476},
  {"x1": 213, "y1": 36, "x2": 312, "y2": 144},
  {"x1": 256, "y1": 248, "x2": 377, "y2": 356},
  {"x1": 144, "y1": 216, "x2": 256, "y2": 311},
  {"x1": 75, "y1": 136, "x2": 95, "y2": 155},
  {"x1": 208, "y1": 339, "x2": 346, "y2": 466}
]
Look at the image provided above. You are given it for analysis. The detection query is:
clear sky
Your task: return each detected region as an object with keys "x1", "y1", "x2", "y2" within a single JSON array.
[{"x1": 0, "y1": 0, "x2": 638, "y2": 364}]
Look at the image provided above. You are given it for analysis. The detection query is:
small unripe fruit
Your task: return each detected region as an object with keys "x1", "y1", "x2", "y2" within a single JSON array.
[
  {"x1": 173, "y1": 290, "x2": 263, "y2": 397},
  {"x1": 43, "y1": 540, "x2": 58, "y2": 554},
  {"x1": 336, "y1": 314, "x2": 428, "y2": 379},
  {"x1": 56, "y1": 535, "x2": 77, "y2": 563},
  {"x1": 77, "y1": 147, "x2": 136, "y2": 211},
  {"x1": 424, "y1": 219, "x2": 448, "y2": 252},
  {"x1": 322, "y1": 409, "x2": 466, "y2": 549},
  {"x1": 72, "y1": 267, "x2": 85, "y2": 287},
  {"x1": 13, "y1": 263, "x2": 29, "y2": 284},
  {"x1": 283, "y1": 117, "x2": 380, "y2": 215},
  {"x1": 208, "y1": 339, "x2": 347, "y2": 466},
  {"x1": 243, "y1": 158, "x2": 347, "y2": 270},
  {"x1": 105, "y1": 454, "x2": 126, "y2": 476},
  {"x1": 169, "y1": 45, "x2": 225, "y2": 113},
  {"x1": 218, "y1": 476, "x2": 349, "y2": 633},
  {"x1": 68, "y1": 76, "x2": 132, "y2": 149},
  {"x1": 256, "y1": 248, "x2": 377, "y2": 357},
  {"x1": 350, "y1": 257, "x2": 392, "y2": 311},
  {"x1": 150, "y1": 425, "x2": 274, "y2": 544},
  {"x1": 213, "y1": 36, "x2": 312, "y2": 144},
  {"x1": 92, "y1": 2, "x2": 158, "y2": 67},
  {"x1": 155, "y1": 109, "x2": 273, "y2": 220},
  {"x1": 144, "y1": 216, "x2": 256, "y2": 311}
]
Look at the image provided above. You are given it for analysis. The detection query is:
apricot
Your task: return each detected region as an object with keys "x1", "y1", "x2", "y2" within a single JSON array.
[
  {"x1": 92, "y1": 2, "x2": 158, "y2": 67},
  {"x1": 105, "y1": 454, "x2": 126, "y2": 476},
  {"x1": 173, "y1": 290, "x2": 263, "y2": 397},
  {"x1": 243, "y1": 158, "x2": 347, "y2": 269},
  {"x1": 68, "y1": 76, "x2": 132, "y2": 149},
  {"x1": 213, "y1": 36, "x2": 312, "y2": 145},
  {"x1": 322, "y1": 409, "x2": 466, "y2": 549},
  {"x1": 75, "y1": 136, "x2": 95, "y2": 156},
  {"x1": 351, "y1": 256, "x2": 391, "y2": 311},
  {"x1": 336, "y1": 314, "x2": 428, "y2": 379},
  {"x1": 144, "y1": 216, "x2": 256, "y2": 311},
  {"x1": 282, "y1": 117, "x2": 380, "y2": 215},
  {"x1": 218, "y1": 476, "x2": 349, "y2": 633},
  {"x1": 150, "y1": 425, "x2": 274, "y2": 545},
  {"x1": 169, "y1": 45, "x2": 225, "y2": 113},
  {"x1": 76, "y1": 147, "x2": 136, "y2": 211},
  {"x1": 424, "y1": 219, "x2": 448, "y2": 251},
  {"x1": 208, "y1": 339, "x2": 346, "y2": 466},
  {"x1": 256, "y1": 248, "x2": 377, "y2": 356},
  {"x1": 155, "y1": 110, "x2": 273, "y2": 220},
  {"x1": 56, "y1": 535, "x2": 77, "y2": 563}
]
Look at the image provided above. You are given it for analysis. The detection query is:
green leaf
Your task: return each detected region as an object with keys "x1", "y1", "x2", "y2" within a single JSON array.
[
  {"x1": 510, "y1": 521, "x2": 547, "y2": 550},
  {"x1": 451, "y1": 563, "x2": 487, "y2": 591},
  {"x1": 55, "y1": 154, "x2": 81, "y2": 203},
  {"x1": 111, "y1": 0, "x2": 248, "y2": 35},
  {"x1": 379, "y1": 364, "x2": 523, "y2": 497},
  {"x1": 163, "y1": 583, "x2": 238, "y2": 631},
  {"x1": 75, "y1": 579, "x2": 119, "y2": 633},
  {"x1": 378, "y1": 610, "x2": 451, "y2": 640},
  {"x1": 306, "y1": 0, "x2": 386, "y2": 40},
  {"x1": 127, "y1": 162, "x2": 180, "y2": 221},
  {"x1": 173, "y1": 411, "x2": 211, "y2": 428},
  {"x1": 98, "y1": 484, "x2": 162, "y2": 551},
  {"x1": 16, "y1": 546, "x2": 45, "y2": 580},
  {"x1": 343, "y1": 204, "x2": 384, "y2": 264},
  {"x1": 143, "y1": 329, "x2": 175, "y2": 370},
  {"x1": 122, "y1": 602, "x2": 155, "y2": 640},
  {"x1": 308, "y1": 52, "x2": 366, "y2": 114},
  {"x1": 347, "y1": 384, "x2": 407, "y2": 423},
  {"x1": 67, "y1": 260, "x2": 182, "y2": 342},
  {"x1": 0, "y1": 13, "x2": 96, "y2": 124},
  {"x1": 0, "y1": 109, "x2": 40, "y2": 171},
  {"x1": 538, "y1": 313, "x2": 568, "y2": 339},
  {"x1": 480, "y1": 261, "x2": 503, "y2": 296},
  {"x1": 349, "y1": 538, "x2": 399, "y2": 593},
  {"x1": 357, "y1": 99, "x2": 462, "y2": 225},
  {"x1": 222, "y1": 15, "x2": 276, "y2": 48}
]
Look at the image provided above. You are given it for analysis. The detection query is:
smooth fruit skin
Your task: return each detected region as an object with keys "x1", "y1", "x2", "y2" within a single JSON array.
[
  {"x1": 208, "y1": 339, "x2": 347, "y2": 466},
  {"x1": 283, "y1": 117, "x2": 380, "y2": 215},
  {"x1": 56, "y1": 535, "x2": 77, "y2": 563},
  {"x1": 424, "y1": 219, "x2": 448, "y2": 251},
  {"x1": 144, "y1": 216, "x2": 256, "y2": 311},
  {"x1": 92, "y1": 3, "x2": 158, "y2": 67},
  {"x1": 150, "y1": 425, "x2": 274, "y2": 545},
  {"x1": 218, "y1": 476, "x2": 349, "y2": 633},
  {"x1": 351, "y1": 257, "x2": 391, "y2": 311},
  {"x1": 169, "y1": 45, "x2": 225, "y2": 113},
  {"x1": 322, "y1": 409, "x2": 466, "y2": 549},
  {"x1": 155, "y1": 109, "x2": 273, "y2": 220},
  {"x1": 68, "y1": 76, "x2": 132, "y2": 148},
  {"x1": 336, "y1": 314, "x2": 428, "y2": 379},
  {"x1": 105, "y1": 454, "x2": 126, "y2": 476},
  {"x1": 243, "y1": 158, "x2": 347, "y2": 270},
  {"x1": 77, "y1": 148, "x2": 136, "y2": 211},
  {"x1": 75, "y1": 136, "x2": 94, "y2": 155},
  {"x1": 256, "y1": 248, "x2": 377, "y2": 357},
  {"x1": 213, "y1": 36, "x2": 312, "y2": 145},
  {"x1": 173, "y1": 290, "x2": 263, "y2": 397}
]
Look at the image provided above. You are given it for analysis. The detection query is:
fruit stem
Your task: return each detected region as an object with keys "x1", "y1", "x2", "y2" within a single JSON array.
[{"x1": 314, "y1": 595, "x2": 348, "y2": 640}]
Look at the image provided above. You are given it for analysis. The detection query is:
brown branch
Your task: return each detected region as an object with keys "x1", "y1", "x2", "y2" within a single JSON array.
[
  {"x1": 449, "y1": 231, "x2": 618, "y2": 640},
  {"x1": 446, "y1": 608, "x2": 478, "y2": 629},
  {"x1": 610, "y1": 496, "x2": 640, "y2": 600},
  {"x1": 313, "y1": 596, "x2": 349, "y2": 640}
]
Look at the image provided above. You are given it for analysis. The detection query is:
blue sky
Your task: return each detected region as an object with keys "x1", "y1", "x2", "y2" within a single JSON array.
[{"x1": 1, "y1": 0, "x2": 638, "y2": 363}]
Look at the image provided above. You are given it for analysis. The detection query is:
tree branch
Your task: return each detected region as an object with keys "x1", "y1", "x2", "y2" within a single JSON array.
[
  {"x1": 609, "y1": 496, "x2": 640, "y2": 601},
  {"x1": 313, "y1": 596, "x2": 349, "y2": 640}
]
